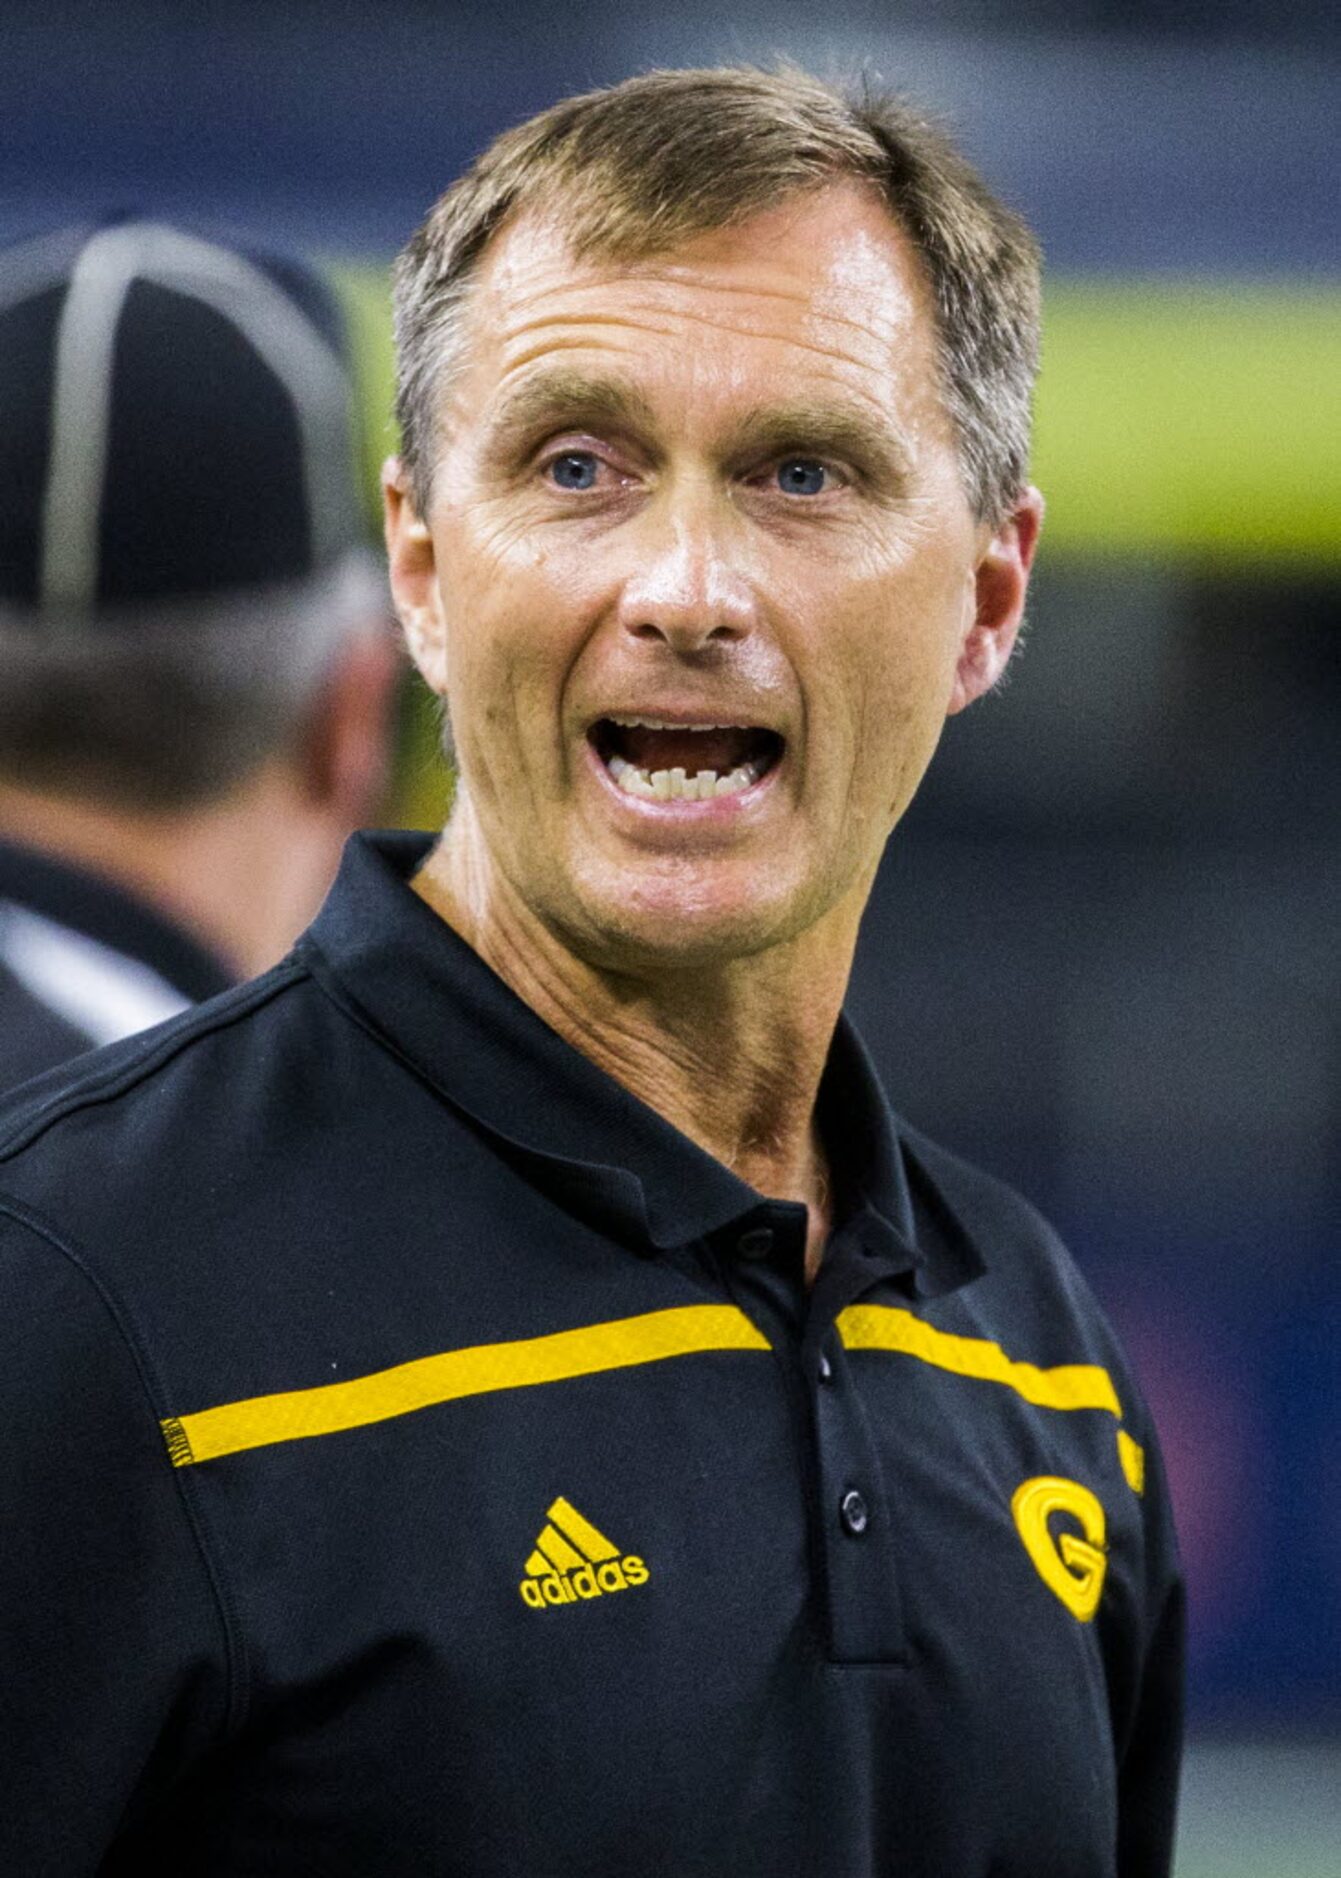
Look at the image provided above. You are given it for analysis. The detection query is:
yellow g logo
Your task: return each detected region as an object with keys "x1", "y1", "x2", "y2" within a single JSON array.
[{"x1": 1011, "y1": 1476, "x2": 1108, "y2": 1622}]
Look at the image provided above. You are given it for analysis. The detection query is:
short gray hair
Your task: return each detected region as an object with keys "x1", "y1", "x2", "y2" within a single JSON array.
[{"x1": 0, "y1": 551, "x2": 388, "y2": 811}]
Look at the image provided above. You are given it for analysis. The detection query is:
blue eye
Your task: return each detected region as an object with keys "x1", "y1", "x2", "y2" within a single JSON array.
[
  {"x1": 549, "y1": 452, "x2": 600, "y2": 490},
  {"x1": 776, "y1": 458, "x2": 829, "y2": 496}
]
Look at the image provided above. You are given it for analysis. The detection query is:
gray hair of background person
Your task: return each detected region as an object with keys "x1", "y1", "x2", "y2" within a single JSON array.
[
  {"x1": 392, "y1": 65, "x2": 1042, "y2": 531},
  {"x1": 0, "y1": 218, "x2": 385, "y2": 811}
]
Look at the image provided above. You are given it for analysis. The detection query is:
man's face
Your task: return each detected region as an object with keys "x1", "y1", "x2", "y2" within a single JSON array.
[{"x1": 387, "y1": 181, "x2": 1039, "y2": 971}]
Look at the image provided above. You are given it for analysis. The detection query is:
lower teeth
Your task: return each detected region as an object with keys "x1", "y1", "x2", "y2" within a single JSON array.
[{"x1": 608, "y1": 756, "x2": 757, "y2": 800}]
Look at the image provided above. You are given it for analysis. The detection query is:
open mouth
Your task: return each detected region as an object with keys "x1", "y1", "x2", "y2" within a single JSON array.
[{"x1": 588, "y1": 716, "x2": 785, "y2": 802}]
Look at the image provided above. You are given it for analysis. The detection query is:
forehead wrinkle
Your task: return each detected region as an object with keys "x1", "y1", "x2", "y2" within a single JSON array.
[
  {"x1": 498, "y1": 282, "x2": 912, "y2": 355},
  {"x1": 484, "y1": 313, "x2": 900, "y2": 407},
  {"x1": 495, "y1": 312, "x2": 686, "y2": 369},
  {"x1": 622, "y1": 274, "x2": 923, "y2": 359},
  {"x1": 493, "y1": 306, "x2": 914, "y2": 404}
]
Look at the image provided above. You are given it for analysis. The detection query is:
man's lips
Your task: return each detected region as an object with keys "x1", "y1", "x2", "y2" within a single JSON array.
[
  {"x1": 586, "y1": 715, "x2": 785, "y2": 803},
  {"x1": 582, "y1": 733, "x2": 784, "y2": 817}
]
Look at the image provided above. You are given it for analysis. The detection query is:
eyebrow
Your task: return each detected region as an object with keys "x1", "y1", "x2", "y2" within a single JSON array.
[
  {"x1": 478, "y1": 369, "x2": 914, "y2": 488},
  {"x1": 729, "y1": 400, "x2": 914, "y2": 487},
  {"x1": 479, "y1": 371, "x2": 660, "y2": 463}
]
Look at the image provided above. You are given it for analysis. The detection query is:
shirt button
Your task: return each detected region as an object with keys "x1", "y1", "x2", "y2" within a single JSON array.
[
  {"x1": 736, "y1": 1226, "x2": 774, "y2": 1261},
  {"x1": 817, "y1": 1352, "x2": 834, "y2": 1383},
  {"x1": 840, "y1": 1488, "x2": 870, "y2": 1536}
]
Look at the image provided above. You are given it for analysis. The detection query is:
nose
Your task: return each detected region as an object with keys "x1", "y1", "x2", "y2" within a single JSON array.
[{"x1": 614, "y1": 502, "x2": 756, "y2": 653}]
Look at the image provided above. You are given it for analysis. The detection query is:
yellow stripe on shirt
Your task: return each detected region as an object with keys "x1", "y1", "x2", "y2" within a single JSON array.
[
  {"x1": 163, "y1": 1303, "x2": 770, "y2": 1468},
  {"x1": 837, "y1": 1304, "x2": 1123, "y2": 1418}
]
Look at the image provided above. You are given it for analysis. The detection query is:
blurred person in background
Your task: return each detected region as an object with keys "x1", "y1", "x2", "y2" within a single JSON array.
[
  {"x1": 0, "y1": 218, "x2": 398, "y2": 1092},
  {"x1": 0, "y1": 75, "x2": 1181, "y2": 1875}
]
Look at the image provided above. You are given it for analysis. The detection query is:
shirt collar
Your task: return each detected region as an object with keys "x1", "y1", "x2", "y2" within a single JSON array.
[
  {"x1": 303, "y1": 831, "x2": 981, "y2": 1296},
  {"x1": 0, "y1": 837, "x2": 232, "y2": 1002}
]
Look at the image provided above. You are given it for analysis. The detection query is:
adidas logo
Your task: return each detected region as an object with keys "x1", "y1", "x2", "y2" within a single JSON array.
[{"x1": 519, "y1": 1496, "x2": 650, "y2": 1610}]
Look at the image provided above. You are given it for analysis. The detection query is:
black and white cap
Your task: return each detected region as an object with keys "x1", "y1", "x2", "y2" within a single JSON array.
[{"x1": 0, "y1": 216, "x2": 368, "y2": 619}]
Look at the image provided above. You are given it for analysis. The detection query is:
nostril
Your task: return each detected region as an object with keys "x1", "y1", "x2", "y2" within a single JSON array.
[{"x1": 625, "y1": 616, "x2": 747, "y2": 646}]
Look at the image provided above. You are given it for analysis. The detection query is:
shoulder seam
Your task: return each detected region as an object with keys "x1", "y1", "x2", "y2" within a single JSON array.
[
  {"x1": 0, "y1": 1192, "x2": 250, "y2": 1739},
  {"x1": 0, "y1": 959, "x2": 310, "y2": 1163}
]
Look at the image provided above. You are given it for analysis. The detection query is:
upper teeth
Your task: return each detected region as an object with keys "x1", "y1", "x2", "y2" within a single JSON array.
[{"x1": 606, "y1": 716, "x2": 745, "y2": 732}]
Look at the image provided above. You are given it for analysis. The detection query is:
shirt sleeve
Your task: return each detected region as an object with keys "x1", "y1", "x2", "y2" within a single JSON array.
[
  {"x1": 0, "y1": 1202, "x2": 232, "y2": 1873},
  {"x1": 1116, "y1": 1414, "x2": 1187, "y2": 1878}
]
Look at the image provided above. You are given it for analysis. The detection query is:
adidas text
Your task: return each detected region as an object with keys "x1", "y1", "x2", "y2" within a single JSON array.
[{"x1": 520, "y1": 1556, "x2": 650, "y2": 1609}]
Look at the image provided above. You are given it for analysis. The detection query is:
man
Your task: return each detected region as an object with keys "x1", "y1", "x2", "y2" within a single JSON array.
[
  {"x1": 0, "y1": 218, "x2": 397, "y2": 1092},
  {"x1": 0, "y1": 72, "x2": 1182, "y2": 1875}
]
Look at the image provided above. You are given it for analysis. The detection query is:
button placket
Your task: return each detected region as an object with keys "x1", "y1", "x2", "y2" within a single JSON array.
[{"x1": 811, "y1": 1326, "x2": 906, "y2": 1663}]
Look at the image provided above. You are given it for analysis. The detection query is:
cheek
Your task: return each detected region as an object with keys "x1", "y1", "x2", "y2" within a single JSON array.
[
  {"x1": 824, "y1": 565, "x2": 969, "y2": 818},
  {"x1": 839, "y1": 680, "x2": 929, "y2": 829},
  {"x1": 434, "y1": 520, "x2": 586, "y2": 772}
]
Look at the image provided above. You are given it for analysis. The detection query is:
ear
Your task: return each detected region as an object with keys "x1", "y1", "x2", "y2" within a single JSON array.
[
  {"x1": 383, "y1": 455, "x2": 449, "y2": 695},
  {"x1": 947, "y1": 486, "x2": 1044, "y2": 716}
]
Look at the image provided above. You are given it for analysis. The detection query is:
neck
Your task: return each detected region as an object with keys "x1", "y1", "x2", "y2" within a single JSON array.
[
  {"x1": 416, "y1": 804, "x2": 871, "y2": 1277},
  {"x1": 0, "y1": 764, "x2": 342, "y2": 980}
]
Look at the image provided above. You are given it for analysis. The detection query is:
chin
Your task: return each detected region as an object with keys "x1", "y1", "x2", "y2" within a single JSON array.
[{"x1": 559, "y1": 864, "x2": 820, "y2": 975}]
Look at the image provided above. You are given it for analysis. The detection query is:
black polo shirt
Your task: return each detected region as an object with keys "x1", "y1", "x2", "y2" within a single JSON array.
[
  {"x1": 0, "y1": 831, "x2": 1183, "y2": 1877},
  {"x1": 0, "y1": 837, "x2": 231, "y2": 1094}
]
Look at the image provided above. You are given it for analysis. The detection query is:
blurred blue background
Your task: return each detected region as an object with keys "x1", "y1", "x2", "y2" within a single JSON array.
[{"x1": 4, "y1": 2, "x2": 1337, "y2": 1867}]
